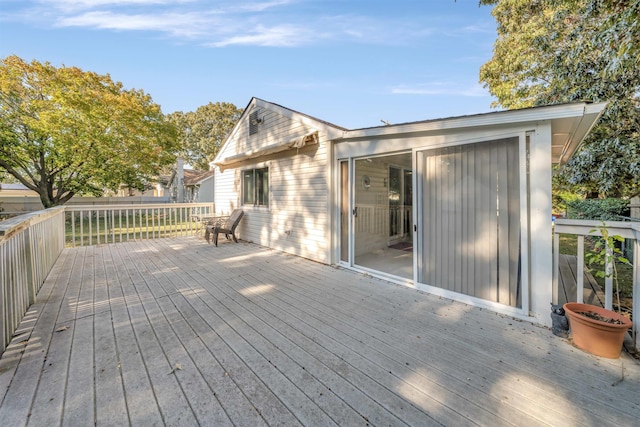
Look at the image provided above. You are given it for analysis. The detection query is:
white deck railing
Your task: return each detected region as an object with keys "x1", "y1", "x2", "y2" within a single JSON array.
[
  {"x1": 0, "y1": 207, "x2": 66, "y2": 353},
  {"x1": 0, "y1": 202, "x2": 214, "y2": 354},
  {"x1": 553, "y1": 219, "x2": 640, "y2": 351},
  {"x1": 65, "y1": 202, "x2": 214, "y2": 246}
]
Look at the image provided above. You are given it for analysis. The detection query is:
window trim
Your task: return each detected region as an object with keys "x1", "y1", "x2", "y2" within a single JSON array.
[{"x1": 241, "y1": 166, "x2": 269, "y2": 207}]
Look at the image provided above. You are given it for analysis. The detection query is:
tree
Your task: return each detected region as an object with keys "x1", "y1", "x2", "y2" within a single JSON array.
[
  {"x1": 480, "y1": 0, "x2": 640, "y2": 197},
  {"x1": 0, "y1": 55, "x2": 178, "y2": 208},
  {"x1": 168, "y1": 102, "x2": 242, "y2": 170}
]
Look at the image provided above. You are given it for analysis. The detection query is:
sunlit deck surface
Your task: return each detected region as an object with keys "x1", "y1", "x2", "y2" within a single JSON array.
[{"x1": 1, "y1": 238, "x2": 638, "y2": 426}]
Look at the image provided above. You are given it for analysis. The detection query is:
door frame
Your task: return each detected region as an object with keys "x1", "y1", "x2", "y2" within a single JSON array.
[{"x1": 412, "y1": 132, "x2": 531, "y2": 317}]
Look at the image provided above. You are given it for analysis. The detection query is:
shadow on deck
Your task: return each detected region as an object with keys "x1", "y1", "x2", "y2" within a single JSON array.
[{"x1": 0, "y1": 239, "x2": 638, "y2": 426}]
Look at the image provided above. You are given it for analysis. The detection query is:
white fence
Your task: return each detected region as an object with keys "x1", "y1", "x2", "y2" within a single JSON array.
[
  {"x1": 553, "y1": 219, "x2": 639, "y2": 351},
  {"x1": 0, "y1": 207, "x2": 66, "y2": 353}
]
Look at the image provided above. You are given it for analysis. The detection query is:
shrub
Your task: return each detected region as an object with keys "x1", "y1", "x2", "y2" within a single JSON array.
[{"x1": 565, "y1": 198, "x2": 629, "y2": 221}]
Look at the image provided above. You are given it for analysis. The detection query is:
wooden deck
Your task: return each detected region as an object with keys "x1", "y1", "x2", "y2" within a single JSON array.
[
  {"x1": 557, "y1": 254, "x2": 605, "y2": 306},
  {"x1": 1, "y1": 238, "x2": 638, "y2": 426}
]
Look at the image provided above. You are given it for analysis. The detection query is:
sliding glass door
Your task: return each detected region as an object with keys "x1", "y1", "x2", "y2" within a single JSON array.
[
  {"x1": 350, "y1": 153, "x2": 413, "y2": 279},
  {"x1": 416, "y1": 137, "x2": 522, "y2": 307}
]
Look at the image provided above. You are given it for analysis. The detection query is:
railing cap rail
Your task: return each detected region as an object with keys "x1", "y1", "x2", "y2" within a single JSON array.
[
  {"x1": 555, "y1": 218, "x2": 640, "y2": 239},
  {"x1": 0, "y1": 206, "x2": 65, "y2": 241},
  {"x1": 63, "y1": 202, "x2": 214, "y2": 211}
]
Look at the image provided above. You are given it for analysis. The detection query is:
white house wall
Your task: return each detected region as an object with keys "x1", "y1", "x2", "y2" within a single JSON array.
[
  {"x1": 198, "y1": 176, "x2": 215, "y2": 203},
  {"x1": 214, "y1": 106, "x2": 333, "y2": 263},
  {"x1": 336, "y1": 124, "x2": 553, "y2": 326}
]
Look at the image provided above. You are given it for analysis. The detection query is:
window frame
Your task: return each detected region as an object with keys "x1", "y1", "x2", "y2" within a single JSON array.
[{"x1": 241, "y1": 166, "x2": 269, "y2": 207}]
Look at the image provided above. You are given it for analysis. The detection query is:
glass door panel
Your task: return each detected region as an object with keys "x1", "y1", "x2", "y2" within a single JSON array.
[
  {"x1": 353, "y1": 154, "x2": 413, "y2": 279},
  {"x1": 339, "y1": 160, "x2": 349, "y2": 263}
]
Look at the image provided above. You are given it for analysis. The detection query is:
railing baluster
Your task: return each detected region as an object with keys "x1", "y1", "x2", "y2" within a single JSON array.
[
  {"x1": 577, "y1": 235, "x2": 584, "y2": 303},
  {"x1": 80, "y1": 212, "x2": 84, "y2": 247},
  {"x1": 553, "y1": 232, "x2": 559, "y2": 305},
  {"x1": 605, "y1": 244, "x2": 613, "y2": 310},
  {"x1": 97, "y1": 209, "x2": 100, "y2": 245},
  {"x1": 634, "y1": 237, "x2": 639, "y2": 352},
  {"x1": 71, "y1": 211, "x2": 76, "y2": 247}
]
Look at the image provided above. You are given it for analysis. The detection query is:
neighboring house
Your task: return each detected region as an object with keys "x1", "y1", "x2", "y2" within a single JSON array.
[
  {"x1": 0, "y1": 183, "x2": 39, "y2": 197},
  {"x1": 114, "y1": 183, "x2": 163, "y2": 197},
  {"x1": 211, "y1": 97, "x2": 606, "y2": 327},
  {"x1": 167, "y1": 161, "x2": 215, "y2": 203}
]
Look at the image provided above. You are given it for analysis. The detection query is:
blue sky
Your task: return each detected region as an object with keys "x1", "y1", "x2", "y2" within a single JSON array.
[{"x1": 0, "y1": 0, "x2": 499, "y2": 129}]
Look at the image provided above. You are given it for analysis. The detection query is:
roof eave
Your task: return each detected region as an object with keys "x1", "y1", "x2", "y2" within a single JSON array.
[{"x1": 338, "y1": 102, "x2": 607, "y2": 142}]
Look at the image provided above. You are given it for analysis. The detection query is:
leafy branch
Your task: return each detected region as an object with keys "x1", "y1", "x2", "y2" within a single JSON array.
[{"x1": 585, "y1": 222, "x2": 631, "y2": 316}]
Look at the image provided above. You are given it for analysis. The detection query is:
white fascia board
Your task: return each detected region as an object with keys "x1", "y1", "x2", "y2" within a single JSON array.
[
  {"x1": 556, "y1": 102, "x2": 608, "y2": 165},
  {"x1": 339, "y1": 102, "x2": 607, "y2": 141}
]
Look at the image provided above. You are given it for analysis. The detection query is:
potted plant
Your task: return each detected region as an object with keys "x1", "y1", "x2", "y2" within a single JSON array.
[{"x1": 563, "y1": 224, "x2": 632, "y2": 358}]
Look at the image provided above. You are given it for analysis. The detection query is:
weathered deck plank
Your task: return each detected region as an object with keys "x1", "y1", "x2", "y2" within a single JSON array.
[
  {"x1": 0, "y1": 238, "x2": 638, "y2": 426},
  {"x1": 557, "y1": 254, "x2": 604, "y2": 306}
]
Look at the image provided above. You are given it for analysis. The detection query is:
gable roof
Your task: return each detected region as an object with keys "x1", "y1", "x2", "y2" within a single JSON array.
[
  {"x1": 250, "y1": 97, "x2": 348, "y2": 133},
  {"x1": 183, "y1": 169, "x2": 215, "y2": 186},
  {"x1": 167, "y1": 169, "x2": 215, "y2": 188},
  {"x1": 212, "y1": 97, "x2": 347, "y2": 168},
  {"x1": 213, "y1": 98, "x2": 606, "y2": 167}
]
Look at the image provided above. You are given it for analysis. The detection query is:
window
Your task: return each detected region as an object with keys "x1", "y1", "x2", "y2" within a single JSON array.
[{"x1": 242, "y1": 167, "x2": 269, "y2": 206}]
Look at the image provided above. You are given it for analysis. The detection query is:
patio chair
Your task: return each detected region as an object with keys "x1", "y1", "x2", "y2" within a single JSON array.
[{"x1": 205, "y1": 209, "x2": 244, "y2": 246}]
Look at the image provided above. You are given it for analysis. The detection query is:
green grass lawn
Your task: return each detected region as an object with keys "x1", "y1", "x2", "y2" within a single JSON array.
[{"x1": 65, "y1": 214, "x2": 200, "y2": 246}]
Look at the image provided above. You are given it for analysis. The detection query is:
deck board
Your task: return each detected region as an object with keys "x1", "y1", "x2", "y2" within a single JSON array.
[
  {"x1": 1, "y1": 238, "x2": 639, "y2": 426},
  {"x1": 557, "y1": 254, "x2": 604, "y2": 306}
]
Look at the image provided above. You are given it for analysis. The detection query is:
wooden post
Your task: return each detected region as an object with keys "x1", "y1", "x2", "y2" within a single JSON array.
[
  {"x1": 631, "y1": 197, "x2": 639, "y2": 220},
  {"x1": 577, "y1": 235, "x2": 584, "y2": 304},
  {"x1": 605, "y1": 244, "x2": 613, "y2": 310},
  {"x1": 633, "y1": 237, "x2": 639, "y2": 352}
]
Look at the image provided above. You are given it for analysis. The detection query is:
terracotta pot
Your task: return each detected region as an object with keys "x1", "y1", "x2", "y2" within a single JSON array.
[{"x1": 563, "y1": 302, "x2": 632, "y2": 358}]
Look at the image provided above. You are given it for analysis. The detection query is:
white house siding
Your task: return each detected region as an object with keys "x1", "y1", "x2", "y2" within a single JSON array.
[
  {"x1": 214, "y1": 104, "x2": 334, "y2": 263},
  {"x1": 198, "y1": 176, "x2": 215, "y2": 203}
]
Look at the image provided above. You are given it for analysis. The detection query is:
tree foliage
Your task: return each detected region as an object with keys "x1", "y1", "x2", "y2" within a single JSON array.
[
  {"x1": 480, "y1": 0, "x2": 640, "y2": 197},
  {"x1": 0, "y1": 55, "x2": 178, "y2": 207},
  {"x1": 168, "y1": 102, "x2": 242, "y2": 170}
]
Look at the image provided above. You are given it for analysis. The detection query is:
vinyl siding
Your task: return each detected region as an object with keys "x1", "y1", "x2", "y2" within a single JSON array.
[{"x1": 214, "y1": 105, "x2": 333, "y2": 263}]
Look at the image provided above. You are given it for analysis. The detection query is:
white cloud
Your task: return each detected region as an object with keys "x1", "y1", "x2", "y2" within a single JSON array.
[
  {"x1": 37, "y1": 0, "x2": 193, "y2": 13},
  {"x1": 57, "y1": 10, "x2": 218, "y2": 38},
  {"x1": 392, "y1": 82, "x2": 489, "y2": 97},
  {"x1": 2, "y1": 1, "x2": 475, "y2": 49},
  {"x1": 209, "y1": 24, "x2": 311, "y2": 47},
  {"x1": 236, "y1": 0, "x2": 298, "y2": 13}
]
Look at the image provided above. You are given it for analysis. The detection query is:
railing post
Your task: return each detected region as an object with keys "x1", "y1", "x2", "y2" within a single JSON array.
[
  {"x1": 552, "y1": 232, "x2": 559, "y2": 305},
  {"x1": 605, "y1": 244, "x2": 613, "y2": 310},
  {"x1": 24, "y1": 227, "x2": 36, "y2": 305},
  {"x1": 577, "y1": 235, "x2": 584, "y2": 304},
  {"x1": 634, "y1": 236, "x2": 639, "y2": 352}
]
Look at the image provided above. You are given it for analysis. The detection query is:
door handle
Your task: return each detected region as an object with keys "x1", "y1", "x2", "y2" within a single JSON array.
[{"x1": 353, "y1": 207, "x2": 358, "y2": 217}]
